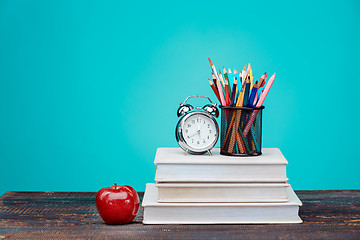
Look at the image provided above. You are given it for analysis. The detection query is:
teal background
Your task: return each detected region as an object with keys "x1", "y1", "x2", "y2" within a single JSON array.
[{"x1": 1, "y1": 0, "x2": 359, "y2": 195}]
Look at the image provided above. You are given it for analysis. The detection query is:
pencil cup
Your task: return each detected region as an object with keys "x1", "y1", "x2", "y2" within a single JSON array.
[{"x1": 220, "y1": 106, "x2": 264, "y2": 156}]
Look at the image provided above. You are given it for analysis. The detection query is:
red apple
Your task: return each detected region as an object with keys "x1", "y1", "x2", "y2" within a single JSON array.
[{"x1": 96, "y1": 183, "x2": 139, "y2": 224}]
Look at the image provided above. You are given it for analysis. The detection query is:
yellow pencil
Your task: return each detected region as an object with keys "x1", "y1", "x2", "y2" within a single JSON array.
[
  {"x1": 236, "y1": 85, "x2": 245, "y2": 107},
  {"x1": 248, "y1": 63, "x2": 253, "y2": 89}
]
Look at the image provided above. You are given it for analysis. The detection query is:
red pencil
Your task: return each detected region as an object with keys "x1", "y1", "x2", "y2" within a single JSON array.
[
  {"x1": 224, "y1": 80, "x2": 230, "y2": 106},
  {"x1": 208, "y1": 78, "x2": 221, "y2": 103},
  {"x1": 213, "y1": 73, "x2": 226, "y2": 106}
]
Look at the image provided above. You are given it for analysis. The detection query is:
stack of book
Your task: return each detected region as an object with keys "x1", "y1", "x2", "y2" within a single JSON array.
[{"x1": 142, "y1": 148, "x2": 302, "y2": 224}]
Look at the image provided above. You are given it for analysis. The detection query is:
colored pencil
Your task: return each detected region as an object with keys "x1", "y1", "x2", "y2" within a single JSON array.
[
  {"x1": 234, "y1": 72, "x2": 242, "y2": 105},
  {"x1": 223, "y1": 67, "x2": 229, "y2": 87},
  {"x1": 243, "y1": 66, "x2": 250, "y2": 85},
  {"x1": 225, "y1": 65, "x2": 250, "y2": 152},
  {"x1": 242, "y1": 65, "x2": 247, "y2": 84},
  {"x1": 214, "y1": 70, "x2": 225, "y2": 100},
  {"x1": 222, "y1": 78, "x2": 247, "y2": 153},
  {"x1": 218, "y1": 69, "x2": 225, "y2": 89},
  {"x1": 235, "y1": 74, "x2": 245, "y2": 107},
  {"x1": 263, "y1": 75, "x2": 267, "y2": 87},
  {"x1": 212, "y1": 72, "x2": 218, "y2": 90},
  {"x1": 254, "y1": 86, "x2": 265, "y2": 106},
  {"x1": 248, "y1": 81, "x2": 259, "y2": 107},
  {"x1": 226, "y1": 110, "x2": 247, "y2": 154},
  {"x1": 258, "y1": 72, "x2": 267, "y2": 88},
  {"x1": 243, "y1": 73, "x2": 276, "y2": 137},
  {"x1": 231, "y1": 81, "x2": 248, "y2": 153},
  {"x1": 219, "y1": 70, "x2": 230, "y2": 106},
  {"x1": 253, "y1": 73, "x2": 267, "y2": 106},
  {"x1": 212, "y1": 73, "x2": 226, "y2": 106},
  {"x1": 224, "y1": 79, "x2": 231, "y2": 106},
  {"x1": 238, "y1": 129, "x2": 250, "y2": 153},
  {"x1": 248, "y1": 63, "x2": 253, "y2": 89},
  {"x1": 235, "y1": 131, "x2": 246, "y2": 153},
  {"x1": 246, "y1": 76, "x2": 260, "y2": 148},
  {"x1": 209, "y1": 58, "x2": 226, "y2": 103},
  {"x1": 227, "y1": 68, "x2": 233, "y2": 97},
  {"x1": 243, "y1": 75, "x2": 250, "y2": 106},
  {"x1": 230, "y1": 77, "x2": 237, "y2": 106},
  {"x1": 233, "y1": 69, "x2": 239, "y2": 94},
  {"x1": 208, "y1": 78, "x2": 221, "y2": 103},
  {"x1": 208, "y1": 58, "x2": 220, "y2": 81},
  {"x1": 231, "y1": 102, "x2": 248, "y2": 153},
  {"x1": 250, "y1": 127, "x2": 260, "y2": 152}
]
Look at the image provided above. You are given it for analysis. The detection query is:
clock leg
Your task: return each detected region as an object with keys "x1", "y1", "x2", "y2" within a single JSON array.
[
  {"x1": 207, "y1": 150, "x2": 212, "y2": 156},
  {"x1": 185, "y1": 149, "x2": 189, "y2": 155}
]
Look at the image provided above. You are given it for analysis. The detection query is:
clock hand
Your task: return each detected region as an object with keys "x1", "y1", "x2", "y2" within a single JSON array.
[
  {"x1": 188, "y1": 131, "x2": 198, "y2": 138},
  {"x1": 197, "y1": 122, "x2": 201, "y2": 139}
]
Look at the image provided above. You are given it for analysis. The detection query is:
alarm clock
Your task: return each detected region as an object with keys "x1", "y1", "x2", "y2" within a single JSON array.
[{"x1": 175, "y1": 95, "x2": 219, "y2": 155}]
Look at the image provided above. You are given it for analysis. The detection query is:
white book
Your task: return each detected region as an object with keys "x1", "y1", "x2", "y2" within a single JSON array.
[
  {"x1": 155, "y1": 148, "x2": 288, "y2": 183},
  {"x1": 156, "y1": 183, "x2": 289, "y2": 203},
  {"x1": 142, "y1": 183, "x2": 303, "y2": 224}
]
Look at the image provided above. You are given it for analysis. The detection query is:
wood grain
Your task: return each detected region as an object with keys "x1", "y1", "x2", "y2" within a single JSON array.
[{"x1": 0, "y1": 190, "x2": 359, "y2": 239}]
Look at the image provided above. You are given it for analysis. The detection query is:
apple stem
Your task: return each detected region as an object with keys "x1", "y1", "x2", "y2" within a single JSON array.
[{"x1": 114, "y1": 183, "x2": 117, "y2": 190}]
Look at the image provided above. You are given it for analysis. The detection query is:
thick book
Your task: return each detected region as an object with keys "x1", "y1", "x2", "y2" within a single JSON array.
[
  {"x1": 155, "y1": 148, "x2": 288, "y2": 183},
  {"x1": 142, "y1": 183, "x2": 303, "y2": 224},
  {"x1": 156, "y1": 183, "x2": 290, "y2": 203}
]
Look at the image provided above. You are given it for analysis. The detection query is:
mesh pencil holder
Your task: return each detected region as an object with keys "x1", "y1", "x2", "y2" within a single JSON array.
[{"x1": 220, "y1": 105, "x2": 265, "y2": 156}]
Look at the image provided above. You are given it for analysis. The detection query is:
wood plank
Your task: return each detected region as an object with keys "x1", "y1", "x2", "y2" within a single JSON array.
[{"x1": 0, "y1": 190, "x2": 359, "y2": 239}]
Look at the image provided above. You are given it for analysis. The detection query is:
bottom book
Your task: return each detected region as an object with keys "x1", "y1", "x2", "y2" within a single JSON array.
[{"x1": 142, "y1": 183, "x2": 303, "y2": 224}]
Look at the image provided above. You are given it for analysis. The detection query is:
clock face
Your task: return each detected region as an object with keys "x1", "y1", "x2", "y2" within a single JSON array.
[{"x1": 181, "y1": 113, "x2": 218, "y2": 151}]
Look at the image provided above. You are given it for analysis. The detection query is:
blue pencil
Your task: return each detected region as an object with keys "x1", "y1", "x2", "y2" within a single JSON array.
[
  {"x1": 243, "y1": 75, "x2": 250, "y2": 106},
  {"x1": 248, "y1": 81, "x2": 258, "y2": 107}
]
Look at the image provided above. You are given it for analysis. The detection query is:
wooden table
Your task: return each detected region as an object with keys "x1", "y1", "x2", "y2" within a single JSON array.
[{"x1": 0, "y1": 190, "x2": 359, "y2": 239}]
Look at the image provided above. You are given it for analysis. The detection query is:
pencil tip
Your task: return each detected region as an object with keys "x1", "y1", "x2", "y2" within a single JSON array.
[{"x1": 208, "y1": 58, "x2": 213, "y2": 66}]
